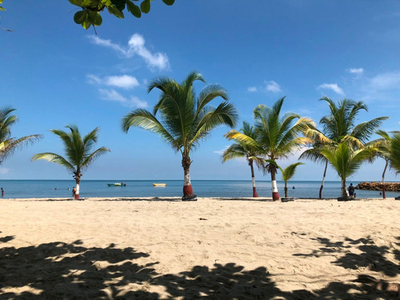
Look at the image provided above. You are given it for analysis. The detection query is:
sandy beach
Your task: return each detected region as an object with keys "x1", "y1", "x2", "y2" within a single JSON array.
[{"x1": 0, "y1": 197, "x2": 400, "y2": 299}]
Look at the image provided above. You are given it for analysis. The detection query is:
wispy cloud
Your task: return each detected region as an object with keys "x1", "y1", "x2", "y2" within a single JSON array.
[
  {"x1": 369, "y1": 72, "x2": 400, "y2": 90},
  {"x1": 87, "y1": 74, "x2": 140, "y2": 89},
  {"x1": 347, "y1": 68, "x2": 364, "y2": 75},
  {"x1": 88, "y1": 34, "x2": 170, "y2": 71},
  {"x1": 99, "y1": 89, "x2": 148, "y2": 108},
  {"x1": 213, "y1": 146, "x2": 230, "y2": 155},
  {"x1": 0, "y1": 167, "x2": 9, "y2": 174},
  {"x1": 265, "y1": 80, "x2": 282, "y2": 93},
  {"x1": 247, "y1": 86, "x2": 257, "y2": 93},
  {"x1": 317, "y1": 83, "x2": 345, "y2": 95}
]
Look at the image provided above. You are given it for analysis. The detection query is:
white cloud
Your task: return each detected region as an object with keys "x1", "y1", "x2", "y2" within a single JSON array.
[
  {"x1": 369, "y1": 72, "x2": 400, "y2": 90},
  {"x1": 99, "y1": 89, "x2": 148, "y2": 108},
  {"x1": 88, "y1": 74, "x2": 139, "y2": 89},
  {"x1": 88, "y1": 34, "x2": 170, "y2": 71},
  {"x1": 248, "y1": 86, "x2": 257, "y2": 92},
  {"x1": 0, "y1": 168, "x2": 9, "y2": 174},
  {"x1": 347, "y1": 68, "x2": 364, "y2": 74},
  {"x1": 105, "y1": 75, "x2": 139, "y2": 89},
  {"x1": 213, "y1": 146, "x2": 230, "y2": 155},
  {"x1": 317, "y1": 83, "x2": 345, "y2": 95},
  {"x1": 265, "y1": 80, "x2": 282, "y2": 93}
]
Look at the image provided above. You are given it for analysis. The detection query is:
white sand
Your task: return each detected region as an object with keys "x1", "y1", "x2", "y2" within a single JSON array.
[{"x1": 0, "y1": 197, "x2": 399, "y2": 299}]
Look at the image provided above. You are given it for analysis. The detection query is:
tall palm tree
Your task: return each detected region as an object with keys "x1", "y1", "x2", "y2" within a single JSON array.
[
  {"x1": 32, "y1": 125, "x2": 110, "y2": 199},
  {"x1": 319, "y1": 142, "x2": 376, "y2": 199},
  {"x1": 122, "y1": 72, "x2": 238, "y2": 200},
  {"x1": 223, "y1": 122, "x2": 264, "y2": 197},
  {"x1": 232, "y1": 97, "x2": 314, "y2": 200},
  {"x1": 300, "y1": 97, "x2": 388, "y2": 198},
  {"x1": 0, "y1": 107, "x2": 42, "y2": 164}
]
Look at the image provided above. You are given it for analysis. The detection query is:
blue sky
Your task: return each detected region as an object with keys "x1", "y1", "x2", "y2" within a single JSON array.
[{"x1": 1, "y1": 1, "x2": 400, "y2": 182}]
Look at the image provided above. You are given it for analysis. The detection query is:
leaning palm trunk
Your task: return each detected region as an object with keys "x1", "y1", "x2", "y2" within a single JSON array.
[
  {"x1": 182, "y1": 155, "x2": 196, "y2": 200},
  {"x1": 319, "y1": 161, "x2": 328, "y2": 199},
  {"x1": 271, "y1": 167, "x2": 279, "y2": 200},
  {"x1": 382, "y1": 160, "x2": 388, "y2": 199},
  {"x1": 249, "y1": 160, "x2": 258, "y2": 197},
  {"x1": 341, "y1": 179, "x2": 348, "y2": 199}
]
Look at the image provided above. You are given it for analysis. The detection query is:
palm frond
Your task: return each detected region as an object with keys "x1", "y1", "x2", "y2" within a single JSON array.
[{"x1": 32, "y1": 152, "x2": 75, "y2": 173}]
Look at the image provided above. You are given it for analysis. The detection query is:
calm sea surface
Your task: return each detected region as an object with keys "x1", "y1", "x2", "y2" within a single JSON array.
[{"x1": 0, "y1": 180, "x2": 396, "y2": 199}]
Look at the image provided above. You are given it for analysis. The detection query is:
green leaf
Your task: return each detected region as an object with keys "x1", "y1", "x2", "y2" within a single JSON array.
[
  {"x1": 140, "y1": 0, "x2": 151, "y2": 14},
  {"x1": 111, "y1": 0, "x2": 126, "y2": 11},
  {"x1": 107, "y1": 5, "x2": 125, "y2": 18},
  {"x1": 93, "y1": 13, "x2": 102, "y2": 26},
  {"x1": 0, "y1": 6, "x2": 5, "y2": 11},
  {"x1": 74, "y1": 10, "x2": 87, "y2": 24},
  {"x1": 162, "y1": 0, "x2": 175, "y2": 5},
  {"x1": 86, "y1": 10, "x2": 102, "y2": 26},
  {"x1": 82, "y1": 19, "x2": 92, "y2": 29},
  {"x1": 69, "y1": 0, "x2": 85, "y2": 7},
  {"x1": 127, "y1": 0, "x2": 141, "y2": 18}
]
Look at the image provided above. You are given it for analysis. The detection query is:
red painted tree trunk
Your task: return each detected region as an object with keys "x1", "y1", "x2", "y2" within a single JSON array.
[
  {"x1": 271, "y1": 168, "x2": 279, "y2": 201},
  {"x1": 182, "y1": 155, "x2": 196, "y2": 200}
]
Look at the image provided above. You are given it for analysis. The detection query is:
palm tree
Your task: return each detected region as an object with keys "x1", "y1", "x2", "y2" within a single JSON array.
[
  {"x1": 300, "y1": 97, "x2": 388, "y2": 198},
  {"x1": 389, "y1": 132, "x2": 400, "y2": 173},
  {"x1": 223, "y1": 122, "x2": 264, "y2": 197},
  {"x1": 122, "y1": 72, "x2": 238, "y2": 200},
  {"x1": 0, "y1": 107, "x2": 42, "y2": 164},
  {"x1": 32, "y1": 125, "x2": 110, "y2": 199},
  {"x1": 367, "y1": 130, "x2": 399, "y2": 198},
  {"x1": 319, "y1": 142, "x2": 376, "y2": 199},
  {"x1": 232, "y1": 97, "x2": 314, "y2": 200},
  {"x1": 279, "y1": 162, "x2": 304, "y2": 198}
]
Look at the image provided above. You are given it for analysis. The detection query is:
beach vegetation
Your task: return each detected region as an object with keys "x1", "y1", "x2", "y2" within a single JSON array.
[
  {"x1": 366, "y1": 130, "x2": 400, "y2": 198},
  {"x1": 319, "y1": 142, "x2": 376, "y2": 199},
  {"x1": 69, "y1": 0, "x2": 175, "y2": 29},
  {"x1": 122, "y1": 71, "x2": 238, "y2": 200},
  {"x1": 32, "y1": 125, "x2": 110, "y2": 200},
  {"x1": 300, "y1": 97, "x2": 388, "y2": 198},
  {"x1": 278, "y1": 162, "x2": 304, "y2": 198},
  {"x1": 235, "y1": 97, "x2": 314, "y2": 200},
  {"x1": 0, "y1": 107, "x2": 42, "y2": 165},
  {"x1": 389, "y1": 132, "x2": 400, "y2": 174},
  {"x1": 223, "y1": 121, "x2": 264, "y2": 197}
]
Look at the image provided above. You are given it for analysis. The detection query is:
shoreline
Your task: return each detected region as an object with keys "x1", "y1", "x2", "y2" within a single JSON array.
[{"x1": 1, "y1": 198, "x2": 399, "y2": 298}]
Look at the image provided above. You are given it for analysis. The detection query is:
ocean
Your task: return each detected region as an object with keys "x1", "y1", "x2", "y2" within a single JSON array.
[{"x1": 0, "y1": 180, "x2": 395, "y2": 199}]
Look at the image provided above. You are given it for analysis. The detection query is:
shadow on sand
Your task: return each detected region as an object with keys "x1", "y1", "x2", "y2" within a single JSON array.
[{"x1": 0, "y1": 234, "x2": 399, "y2": 299}]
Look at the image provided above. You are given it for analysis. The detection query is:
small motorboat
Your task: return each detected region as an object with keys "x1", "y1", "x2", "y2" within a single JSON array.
[
  {"x1": 153, "y1": 183, "x2": 166, "y2": 187},
  {"x1": 107, "y1": 182, "x2": 126, "y2": 187}
]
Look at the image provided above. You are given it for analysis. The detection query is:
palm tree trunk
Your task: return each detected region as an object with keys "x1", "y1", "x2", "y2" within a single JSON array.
[
  {"x1": 182, "y1": 154, "x2": 196, "y2": 200},
  {"x1": 382, "y1": 160, "x2": 388, "y2": 199},
  {"x1": 319, "y1": 161, "x2": 328, "y2": 199},
  {"x1": 75, "y1": 176, "x2": 80, "y2": 200},
  {"x1": 284, "y1": 182, "x2": 288, "y2": 198},
  {"x1": 249, "y1": 160, "x2": 258, "y2": 197},
  {"x1": 341, "y1": 179, "x2": 348, "y2": 199},
  {"x1": 271, "y1": 167, "x2": 279, "y2": 201}
]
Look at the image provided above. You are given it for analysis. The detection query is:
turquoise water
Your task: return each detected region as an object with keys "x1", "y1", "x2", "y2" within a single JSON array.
[{"x1": 0, "y1": 180, "x2": 396, "y2": 199}]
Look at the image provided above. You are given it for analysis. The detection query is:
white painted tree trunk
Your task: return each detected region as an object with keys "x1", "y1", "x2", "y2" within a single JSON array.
[{"x1": 75, "y1": 183, "x2": 80, "y2": 199}]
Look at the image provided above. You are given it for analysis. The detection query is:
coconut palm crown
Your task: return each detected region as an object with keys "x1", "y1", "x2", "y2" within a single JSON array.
[
  {"x1": 122, "y1": 72, "x2": 238, "y2": 200},
  {"x1": 300, "y1": 97, "x2": 388, "y2": 198},
  {"x1": 223, "y1": 121, "x2": 264, "y2": 197},
  {"x1": 32, "y1": 125, "x2": 110, "y2": 199},
  {"x1": 0, "y1": 107, "x2": 42, "y2": 164},
  {"x1": 229, "y1": 97, "x2": 315, "y2": 200}
]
